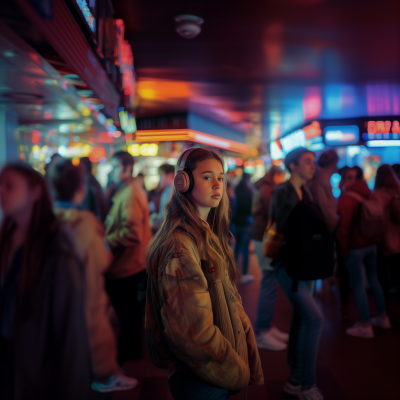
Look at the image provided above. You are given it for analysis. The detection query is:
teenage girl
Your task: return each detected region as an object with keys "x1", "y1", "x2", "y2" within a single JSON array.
[
  {"x1": 145, "y1": 148, "x2": 264, "y2": 400},
  {"x1": 0, "y1": 162, "x2": 91, "y2": 400}
]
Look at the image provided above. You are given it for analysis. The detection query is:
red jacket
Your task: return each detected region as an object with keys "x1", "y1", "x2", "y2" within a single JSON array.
[{"x1": 336, "y1": 180, "x2": 379, "y2": 259}]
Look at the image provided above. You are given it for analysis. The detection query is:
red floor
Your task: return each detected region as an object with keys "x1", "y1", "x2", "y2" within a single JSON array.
[{"x1": 95, "y1": 250, "x2": 400, "y2": 400}]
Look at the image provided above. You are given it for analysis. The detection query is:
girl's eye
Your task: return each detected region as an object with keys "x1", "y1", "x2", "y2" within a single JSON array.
[
  {"x1": 218, "y1": 178, "x2": 224, "y2": 182},
  {"x1": 204, "y1": 176, "x2": 210, "y2": 180}
]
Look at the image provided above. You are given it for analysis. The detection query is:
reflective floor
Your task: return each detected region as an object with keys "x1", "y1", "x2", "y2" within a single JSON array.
[{"x1": 95, "y1": 250, "x2": 400, "y2": 400}]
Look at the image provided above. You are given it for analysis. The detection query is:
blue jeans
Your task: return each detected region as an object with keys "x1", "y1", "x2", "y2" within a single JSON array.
[
  {"x1": 254, "y1": 241, "x2": 278, "y2": 332},
  {"x1": 234, "y1": 225, "x2": 252, "y2": 274},
  {"x1": 275, "y1": 264, "x2": 323, "y2": 388},
  {"x1": 345, "y1": 245, "x2": 386, "y2": 323},
  {"x1": 168, "y1": 372, "x2": 238, "y2": 400}
]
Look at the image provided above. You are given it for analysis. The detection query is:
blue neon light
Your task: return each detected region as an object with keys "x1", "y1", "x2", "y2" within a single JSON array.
[{"x1": 324, "y1": 125, "x2": 359, "y2": 145}]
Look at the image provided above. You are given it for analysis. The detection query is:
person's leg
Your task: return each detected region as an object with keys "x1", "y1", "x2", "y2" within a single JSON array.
[
  {"x1": 276, "y1": 265, "x2": 323, "y2": 388},
  {"x1": 345, "y1": 248, "x2": 371, "y2": 323},
  {"x1": 376, "y1": 250, "x2": 390, "y2": 303},
  {"x1": 255, "y1": 269, "x2": 279, "y2": 332},
  {"x1": 241, "y1": 226, "x2": 252, "y2": 275},
  {"x1": 363, "y1": 246, "x2": 386, "y2": 316},
  {"x1": 105, "y1": 272, "x2": 143, "y2": 366}
]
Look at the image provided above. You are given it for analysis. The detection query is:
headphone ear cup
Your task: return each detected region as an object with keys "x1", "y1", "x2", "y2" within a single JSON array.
[
  {"x1": 174, "y1": 171, "x2": 190, "y2": 193},
  {"x1": 185, "y1": 169, "x2": 194, "y2": 193}
]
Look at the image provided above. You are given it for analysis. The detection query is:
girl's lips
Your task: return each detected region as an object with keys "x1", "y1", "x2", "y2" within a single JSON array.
[{"x1": 211, "y1": 194, "x2": 221, "y2": 198}]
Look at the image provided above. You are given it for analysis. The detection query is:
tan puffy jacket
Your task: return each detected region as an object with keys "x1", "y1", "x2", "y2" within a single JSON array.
[
  {"x1": 55, "y1": 208, "x2": 118, "y2": 380},
  {"x1": 145, "y1": 227, "x2": 264, "y2": 391},
  {"x1": 105, "y1": 178, "x2": 151, "y2": 279}
]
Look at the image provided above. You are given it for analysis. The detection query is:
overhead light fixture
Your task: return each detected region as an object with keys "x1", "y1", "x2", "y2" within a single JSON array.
[
  {"x1": 175, "y1": 15, "x2": 204, "y2": 39},
  {"x1": 135, "y1": 129, "x2": 249, "y2": 154}
]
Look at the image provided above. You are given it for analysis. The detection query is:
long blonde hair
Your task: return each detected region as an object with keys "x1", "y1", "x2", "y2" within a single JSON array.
[{"x1": 147, "y1": 148, "x2": 238, "y2": 283}]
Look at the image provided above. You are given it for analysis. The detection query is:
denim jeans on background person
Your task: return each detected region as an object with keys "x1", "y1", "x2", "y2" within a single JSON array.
[
  {"x1": 168, "y1": 371, "x2": 238, "y2": 400},
  {"x1": 345, "y1": 245, "x2": 386, "y2": 323},
  {"x1": 275, "y1": 263, "x2": 323, "y2": 388},
  {"x1": 234, "y1": 225, "x2": 252, "y2": 275},
  {"x1": 254, "y1": 240, "x2": 278, "y2": 332}
]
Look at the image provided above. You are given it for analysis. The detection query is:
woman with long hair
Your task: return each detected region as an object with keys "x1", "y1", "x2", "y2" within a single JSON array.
[
  {"x1": 373, "y1": 164, "x2": 400, "y2": 308},
  {"x1": 0, "y1": 162, "x2": 91, "y2": 400},
  {"x1": 145, "y1": 148, "x2": 263, "y2": 400}
]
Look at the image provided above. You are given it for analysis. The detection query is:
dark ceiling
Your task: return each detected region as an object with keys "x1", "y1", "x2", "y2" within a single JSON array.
[{"x1": 113, "y1": 0, "x2": 400, "y2": 141}]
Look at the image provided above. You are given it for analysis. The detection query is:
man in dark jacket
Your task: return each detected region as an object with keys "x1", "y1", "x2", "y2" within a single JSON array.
[
  {"x1": 233, "y1": 173, "x2": 254, "y2": 283},
  {"x1": 251, "y1": 166, "x2": 288, "y2": 351}
]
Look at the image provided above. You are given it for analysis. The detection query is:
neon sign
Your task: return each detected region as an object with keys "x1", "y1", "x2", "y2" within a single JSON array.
[
  {"x1": 128, "y1": 143, "x2": 159, "y2": 157},
  {"x1": 76, "y1": 0, "x2": 95, "y2": 32},
  {"x1": 367, "y1": 120, "x2": 400, "y2": 134},
  {"x1": 116, "y1": 20, "x2": 135, "y2": 107},
  {"x1": 280, "y1": 129, "x2": 307, "y2": 154},
  {"x1": 324, "y1": 125, "x2": 359, "y2": 145}
]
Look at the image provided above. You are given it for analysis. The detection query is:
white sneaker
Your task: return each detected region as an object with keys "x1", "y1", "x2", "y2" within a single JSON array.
[
  {"x1": 297, "y1": 386, "x2": 324, "y2": 400},
  {"x1": 371, "y1": 315, "x2": 392, "y2": 329},
  {"x1": 346, "y1": 322, "x2": 374, "y2": 339},
  {"x1": 92, "y1": 374, "x2": 138, "y2": 393},
  {"x1": 256, "y1": 330, "x2": 287, "y2": 351},
  {"x1": 283, "y1": 380, "x2": 302, "y2": 396},
  {"x1": 270, "y1": 326, "x2": 289, "y2": 342},
  {"x1": 240, "y1": 274, "x2": 255, "y2": 284}
]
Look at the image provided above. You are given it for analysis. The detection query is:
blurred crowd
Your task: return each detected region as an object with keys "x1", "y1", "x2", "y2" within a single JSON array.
[{"x1": 0, "y1": 147, "x2": 399, "y2": 399}]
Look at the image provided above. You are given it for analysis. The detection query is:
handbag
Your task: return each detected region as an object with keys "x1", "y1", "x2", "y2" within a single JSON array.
[{"x1": 263, "y1": 218, "x2": 284, "y2": 259}]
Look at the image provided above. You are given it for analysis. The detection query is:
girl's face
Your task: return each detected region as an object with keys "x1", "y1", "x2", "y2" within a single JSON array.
[
  {"x1": 188, "y1": 158, "x2": 225, "y2": 212},
  {"x1": 0, "y1": 170, "x2": 38, "y2": 218}
]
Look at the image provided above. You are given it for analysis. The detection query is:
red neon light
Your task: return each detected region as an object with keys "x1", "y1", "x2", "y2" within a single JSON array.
[
  {"x1": 89, "y1": 147, "x2": 106, "y2": 162},
  {"x1": 303, "y1": 121, "x2": 321, "y2": 140},
  {"x1": 97, "y1": 132, "x2": 114, "y2": 143},
  {"x1": 32, "y1": 130, "x2": 41, "y2": 144},
  {"x1": 392, "y1": 121, "x2": 400, "y2": 134},
  {"x1": 367, "y1": 120, "x2": 392, "y2": 134}
]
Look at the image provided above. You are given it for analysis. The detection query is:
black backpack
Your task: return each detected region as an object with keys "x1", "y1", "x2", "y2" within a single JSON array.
[{"x1": 280, "y1": 200, "x2": 335, "y2": 292}]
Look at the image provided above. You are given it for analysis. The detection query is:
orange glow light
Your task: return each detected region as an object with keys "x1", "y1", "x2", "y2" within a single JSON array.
[
  {"x1": 89, "y1": 147, "x2": 106, "y2": 163},
  {"x1": 97, "y1": 132, "x2": 114, "y2": 143},
  {"x1": 303, "y1": 121, "x2": 322, "y2": 140},
  {"x1": 234, "y1": 158, "x2": 244, "y2": 166},
  {"x1": 134, "y1": 129, "x2": 249, "y2": 154}
]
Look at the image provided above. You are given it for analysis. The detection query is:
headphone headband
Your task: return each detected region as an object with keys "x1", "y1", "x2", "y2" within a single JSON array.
[{"x1": 177, "y1": 148, "x2": 196, "y2": 171}]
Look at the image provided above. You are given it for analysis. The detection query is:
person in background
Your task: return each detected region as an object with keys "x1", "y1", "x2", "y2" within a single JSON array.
[
  {"x1": 308, "y1": 150, "x2": 339, "y2": 232},
  {"x1": 135, "y1": 172, "x2": 146, "y2": 191},
  {"x1": 104, "y1": 151, "x2": 151, "y2": 365},
  {"x1": 336, "y1": 166, "x2": 355, "y2": 317},
  {"x1": 146, "y1": 148, "x2": 263, "y2": 399},
  {"x1": 150, "y1": 163, "x2": 175, "y2": 230},
  {"x1": 271, "y1": 147, "x2": 324, "y2": 400},
  {"x1": 251, "y1": 166, "x2": 288, "y2": 351},
  {"x1": 233, "y1": 172, "x2": 255, "y2": 284},
  {"x1": 307, "y1": 150, "x2": 339, "y2": 296},
  {"x1": 372, "y1": 165, "x2": 400, "y2": 305},
  {"x1": 48, "y1": 159, "x2": 138, "y2": 393},
  {"x1": 80, "y1": 157, "x2": 108, "y2": 222},
  {"x1": 0, "y1": 162, "x2": 90, "y2": 400},
  {"x1": 336, "y1": 166, "x2": 389, "y2": 338}
]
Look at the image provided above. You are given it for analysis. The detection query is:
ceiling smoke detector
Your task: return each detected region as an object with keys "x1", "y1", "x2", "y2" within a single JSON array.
[{"x1": 175, "y1": 14, "x2": 204, "y2": 39}]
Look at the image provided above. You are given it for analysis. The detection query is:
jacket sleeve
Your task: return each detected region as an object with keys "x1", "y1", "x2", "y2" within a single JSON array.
[
  {"x1": 232, "y1": 286, "x2": 264, "y2": 386},
  {"x1": 84, "y1": 230, "x2": 118, "y2": 380},
  {"x1": 106, "y1": 189, "x2": 144, "y2": 250},
  {"x1": 160, "y1": 252, "x2": 251, "y2": 391},
  {"x1": 336, "y1": 197, "x2": 356, "y2": 259}
]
